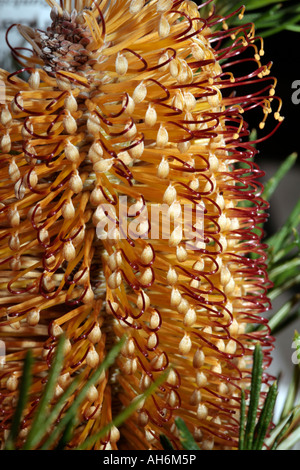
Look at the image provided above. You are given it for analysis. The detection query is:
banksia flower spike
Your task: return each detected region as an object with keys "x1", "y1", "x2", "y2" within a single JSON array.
[{"x1": 0, "y1": 0, "x2": 282, "y2": 450}]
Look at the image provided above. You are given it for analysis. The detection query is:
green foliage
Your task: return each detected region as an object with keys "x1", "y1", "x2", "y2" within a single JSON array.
[
  {"x1": 3, "y1": 336, "x2": 166, "y2": 450},
  {"x1": 215, "y1": 0, "x2": 300, "y2": 37}
]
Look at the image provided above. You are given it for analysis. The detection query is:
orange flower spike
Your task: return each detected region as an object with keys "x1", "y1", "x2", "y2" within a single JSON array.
[{"x1": 0, "y1": 0, "x2": 281, "y2": 450}]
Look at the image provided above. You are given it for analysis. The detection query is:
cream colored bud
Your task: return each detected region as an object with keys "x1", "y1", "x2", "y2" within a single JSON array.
[
  {"x1": 64, "y1": 93, "x2": 78, "y2": 113},
  {"x1": 170, "y1": 287, "x2": 181, "y2": 307},
  {"x1": 166, "y1": 266, "x2": 178, "y2": 285},
  {"x1": 124, "y1": 120, "x2": 137, "y2": 138},
  {"x1": 193, "y1": 348, "x2": 205, "y2": 368},
  {"x1": 158, "y1": 15, "x2": 170, "y2": 38},
  {"x1": 86, "y1": 346, "x2": 99, "y2": 368},
  {"x1": 197, "y1": 403, "x2": 208, "y2": 420},
  {"x1": 156, "y1": 125, "x2": 168, "y2": 148},
  {"x1": 179, "y1": 333, "x2": 192, "y2": 355},
  {"x1": 129, "y1": 140, "x2": 144, "y2": 159},
  {"x1": 63, "y1": 241, "x2": 76, "y2": 261},
  {"x1": 28, "y1": 69, "x2": 40, "y2": 89},
  {"x1": 51, "y1": 323, "x2": 63, "y2": 337},
  {"x1": 157, "y1": 157, "x2": 169, "y2": 178},
  {"x1": 107, "y1": 251, "x2": 123, "y2": 272},
  {"x1": 87, "y1": 384, "x2": 99, "y2": 402},
  {"x1": 14, "y1": 180, "x2": 26, "y2": 200},
  {"x1": 82, "y1": 286, "x2": 95, "y2": 304},
  {"x1": 158, "y1": 51, "x2": 170, "y2": 71},
  {"x1": 124, "y1": 95, "x2": 135, "y2": 115},
  {"x1": 157, "y1": 0, "x2": 172, "y2": 11},
  {"x1": 116, "y1": 53, "x2": 128, "y2": 75},
  {"x1": 39, "y1": 228, "x2": 49, "y2": 244},
  {"x1": 106, "y1": 301, "x2": 119, "y2": 316},
  {"x1": 141, "y1": 245, "x2": 154, "y2": 265},
  {"x1": 167, "y1": 390, "x2": 177, "y2": 407},
  {"x1": 65, "y1": 141, "x2": 80, "y2": 162},
  {"x1": 7, "y1": 374, "x2": 18, "y2": 392},
  {"x1": 108, "y1": 271, "x2": 122, "y2": 289},
  {"x1": 1, "y1": 133, "x2": 11, "y2": 153},
  {"x1": 133, "y1": 82, "x2": 147, "y2": 103},
  {"x1": 196, "y1": 371, "x2": 207, "y2": 387},
  {"x1": 69, "y1": 170, "x2": 83, "y2": 193},
  {"x1": 147, "y1": 333, "x2": 157, "y2": 350},
  {"x1": 56, "y1": 76, "x2": 72, "y2": 90},
  {"x1": 137, "y1": 291, "x2": 150, "y2": 310},
  {"x1": 163, "y1": 184, "x2": 177, "y2": 205},
  {"x1": 225, "y1": 339, "x2": 237, "y2": 355},
  {"x1": 1, "y1": 107, "x2": 12, "y2": 127},
  {"x1": 93, "y1": 158, "x2": 115, "y2": 173},
  {"x1": 177, "y1": 298, "x2": 190, "y2": 315},
  {"x1": 88, "y1": 141, "x2": 103, "y2": 163},
  {"x1": 62, "y1": 200, "x2": 75, "y2": 220},
  {"x1": 8, "y1": 159, "x2": 20, "y2": 182},
  {"x1": 145, "y1": 105, "x2": 157, "y2": 127},
  {"x1": 178, "y1": 141, "x2": 191, "y2": 154},
  {"x1": 190, "y1": 389, "x2": 202, "y2": 406},
  {"x1": 184, "y1": 308, "x2": 197, "y2": 327},
  {"x1": 131, "y1": 393, "x2": 145, "y2": 411},
  {"x1": 169, "y1": 225, "x2": 182, "y2": 247},
  {"x1": 123, "y1": 357, "x2": 138, "y2": 375},
  {"x1": 192, "y1": 41, "x2": 205, "y2": 61},
  {"x1": 129, "y1": 0, "x2": 144, "y2": 14},
  {"x1": 58, "y1": 372, "x2": 71, "y2": 389},
  {"x1": 87, "y1": 113, "x2": 101, "y2": 135},
  {"x1": 228, "y1": 318, "x2": 239, "y2": 336},
  {"x1": 26, "y1": 170, "x2": 38, "y2": 188},
  {"x1": 117, "y1": 150, "x2": 132, "y2": 165},
  {"x1": 176, "y1": 245, "x2": 187, "y2": 262},
  {"x1": 74, "y1": 268, "x2": 89, "y2": 286},
  {"x1": 8, "y1": 208, "x2": 20, "y2": 227},
  {"x1": 9, "y1": 233, "x2": 20, "y2": 251},
  {"x1": 212, "y1": 362, "x2": 222, "y2": 374},
  {"x1": 110, "y1": 425, "x2": 121, "y2": 443},
  {"x1": 184, "y1": 91, "x2": 196, "y2": 111},
  {"x1": 139, "y1": 267, "x2": 153, "y2": 286},
  {"x1": 27, "y1": 309, "x2": 40, "y2": 326},
  {"x1": 63, "y1": 111, "x2": 77, "y2": 134},
  {"x1": 88, "y1": 323, "x2": 102, "y2": 343},
  {"x1": 166, "y1": 369, "x2": 178, "y2": 387},
  {"x1": 90, "y1": 186, "x2": 105, "y2": 206},
  {"x1": 138, "y1": 411, "x2": 149, "y2": 427},
  {"x1": 121, "y1": 337, "x2": 135, "y2": 357},
  {"x1": 224, "y1": 277, "x2": 235, "y2": 295},
  {"x1": 150, "y1": 311, "x2": 160, "y2": 329}
]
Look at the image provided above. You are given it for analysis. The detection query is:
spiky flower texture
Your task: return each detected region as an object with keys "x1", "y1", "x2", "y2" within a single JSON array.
[{"x1": 0, "y1": 0, "x2": 282, "y2": 450}]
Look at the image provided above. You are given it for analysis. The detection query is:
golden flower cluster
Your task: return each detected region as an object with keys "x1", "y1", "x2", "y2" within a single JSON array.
[{"x1": 0, "y1": 0, "x2": 282, "y2": 450}]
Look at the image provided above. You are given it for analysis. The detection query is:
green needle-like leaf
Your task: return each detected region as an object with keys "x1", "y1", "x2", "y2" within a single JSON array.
[
  {"x1": 5, "y1": 350, "x2": 33, "y2": 450},
  {"x1": 160, "y1": 434, "x2": 175, "y2": 450},
  {"x1": 263, "y1": 153, "x2": 298, "y2": 202},
  {"x1": 244, "y1": 343, "x2": 263, "y2": 449},
  {"x1": 175, "y1": 417, "x2": 200, "y2": 450},
  {"x1": 239, "y1": 390, "x2": 246, "y2": 450},
  {"x1": 76, "y1": 367, "x2": 169, "y2": 450},
  {"x1": 253, "y1": 382, "x2": 277, "y2": 450},
  {"x1": 41, "y1": 336, "x2": 126, "y2": 450},
  {"x1": 22, "y1": 334, "x2": 66, "y2": 450}
]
